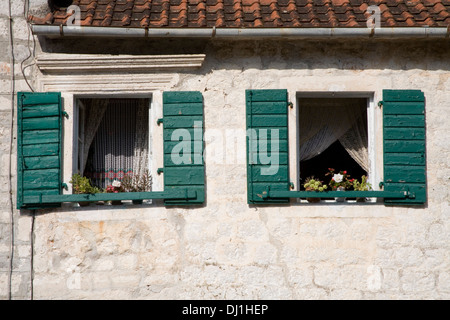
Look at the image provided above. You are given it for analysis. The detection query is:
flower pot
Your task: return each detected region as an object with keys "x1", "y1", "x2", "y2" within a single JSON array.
[
  {"x1": 111, "y1": 200, "x2": 122, "y2": 205},
  {"x1": 132, "y1": 199, "x2": 143, "y2": 205},
  {"x1": 335, "y1": 187, "x2": 346, "y2": 202},
  {"x1": 78, "y1": 201, "x2": 90, "y2": 207},
  {"x1": 356, "y1": 197, "x2": 366, "y2": 203},
  {"x1": 306, "y1": 197, "x2": 320, "y2": 203}
]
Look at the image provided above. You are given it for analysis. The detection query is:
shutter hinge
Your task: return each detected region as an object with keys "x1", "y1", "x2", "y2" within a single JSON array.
[
  {"x1": 288, "y1": 102, "x2": 294, "y2": 109},
  {"x1": 377, "y1": 101, "x2": 383, "y2": 108},
  {"x1": 157, "y1": 118, "x2": 164, "y2": 125},
  {"x1": 61, "y1": 183, "x2": 68, "y2": 191},
  {"x1": 289, "y1": 182, "x2": 295, "y2": 190},
  {"x1": 157, "y1": 168, "x2": 164, "y2": 175},
  {"x1": 379, "y1": 181, "x2": 384, "y2": 189},
  {"x1": 62, "y1": 111, "x2": 69, "y2": 119}
]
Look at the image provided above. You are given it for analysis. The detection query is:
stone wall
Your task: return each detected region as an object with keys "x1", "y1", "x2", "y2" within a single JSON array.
[
  {"x1": 1, "y1": 1, "x2": 449, "y2": 300},
  {"x1": 0, "y1": 0, "x2": 50, "y2": 300}
]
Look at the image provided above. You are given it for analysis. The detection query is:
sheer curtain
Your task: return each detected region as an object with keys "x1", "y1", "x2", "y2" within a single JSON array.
[
  {"x1": 299, "y1": 98, "x2": 369, "y2": 172},
  {"x1": 81, "y1": 98, "x2": 108, "y2": 174},
  {"x1": 83, "y1": 99, "x2": 149, "y2": 188}
]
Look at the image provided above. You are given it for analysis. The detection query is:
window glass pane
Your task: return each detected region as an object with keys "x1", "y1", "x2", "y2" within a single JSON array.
[
  {"x1": 82, "y1": 98, "x2": 149, "y2": 188},
  {"x1": 298, "y1": 98, "x2": 368, "y2": 191}
]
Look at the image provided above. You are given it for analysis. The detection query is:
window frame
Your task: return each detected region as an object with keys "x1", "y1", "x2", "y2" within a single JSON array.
[
  {"x1": 73, "y1": 95, "x2": 153, "y2": 189},
  {"x1": 294, "y1": 91, "x2": 380, "y2": 204}
]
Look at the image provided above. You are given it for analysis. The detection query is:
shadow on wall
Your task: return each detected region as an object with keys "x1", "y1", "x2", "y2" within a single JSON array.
[{"x1": 38, "y1": 37, "x2": 450, "y2": 72}]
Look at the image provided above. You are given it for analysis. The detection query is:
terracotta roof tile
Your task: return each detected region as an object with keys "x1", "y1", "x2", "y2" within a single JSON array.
[{"x1": 30, "y1": 0, "x2": 450, "y2": 28}]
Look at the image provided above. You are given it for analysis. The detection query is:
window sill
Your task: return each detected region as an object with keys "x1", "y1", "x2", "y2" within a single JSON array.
[
  {"x1": 262, "y1": 190, "x2": 414, "y2": 200},
  {"x1": 21, "y1": 190, "x2": 197, "y2": 209}
]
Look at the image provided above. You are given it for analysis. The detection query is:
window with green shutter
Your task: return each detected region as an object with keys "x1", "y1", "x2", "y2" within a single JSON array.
[
  {"x1": 161, "y1": 91, "x2": 205, "y2": 206},
  {"x1": 17, "y1": 92, "x2": 63, "y2": 210},
  {"x1": 16, "y1": 91, "x2": 205, "y2": 210},
  {"x1": 382, "y1": 89, "x2": 426, "y2": 205},
  {"x1": 246, "y1": 89, "x2": 426, "y2": 206},
  {"x1": 246, "y1": 89, "x2": 290, "y2": 204}
]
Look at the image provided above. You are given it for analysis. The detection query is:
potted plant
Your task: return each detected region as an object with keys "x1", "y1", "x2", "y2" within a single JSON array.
[
  {"x1": 105, "y1": 180, "x2": 124, "y2": 205},
  {"x1": 70, "y1": 174, "x2": 101, "y2": 206},
  {"x1": 353, "y1": 175, "x2": 372, "y2": 202},
  {"x1": 121, "y1": 170, "x2": 153, "y2": 204},
  {"x1": 303, "y1": 177, "x2": 327, "y2": 203},
  {"x1": 326, "y1": 168, "x2": 352, "y2": 202}
]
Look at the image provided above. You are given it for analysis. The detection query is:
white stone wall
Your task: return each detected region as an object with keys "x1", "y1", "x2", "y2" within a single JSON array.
[
  {"x1": 0, "y1": 0, "x2": 50, "y2": 300},
  {"x1": 0, "y1": 1, "x2": 449, "y2": 300}
]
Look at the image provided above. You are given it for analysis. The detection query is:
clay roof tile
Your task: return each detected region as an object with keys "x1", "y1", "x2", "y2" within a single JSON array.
[{"x1": 29, "y1": 0, "x2": 450, "y2": 28}]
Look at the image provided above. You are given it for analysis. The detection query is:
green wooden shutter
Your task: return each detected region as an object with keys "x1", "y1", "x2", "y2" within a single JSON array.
[
  {"x1": 162, "y1": 91, "x2": 205, "y2": 205},
  {"x1": 17, "y1": 92, "x2": 63, "y2": 210},
  {"x1": 246, "y1": 89, "x2": 290, "y2": 204},
  {"x1": 383, "y1": 89, "x2": 426, "y2": 205}
]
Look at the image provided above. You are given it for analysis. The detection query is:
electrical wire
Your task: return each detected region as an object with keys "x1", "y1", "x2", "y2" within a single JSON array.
[
  {"x1": 7, "y1": 0, "x2": 16, "y2": 301},
  {"x1": 21, "y1": 0, "x2": 35, "y2": 92},
  {"x1": 30, "y1": 211, "x2": 35, "y2": 300}
]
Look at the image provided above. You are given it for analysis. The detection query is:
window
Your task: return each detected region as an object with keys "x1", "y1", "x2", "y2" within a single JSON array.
[
  {"x1": 246, "y1": 89, "x2": 426, "y2": 206},
  {"x1": 16, "y1": 91, "x2": 205, "y2": 210},
  {"x1": 75, "y1": 98, "x2": 150, "y2": 189},
  {"x1": 298, "y1": 97, "x2": 369, "y2": 192}
]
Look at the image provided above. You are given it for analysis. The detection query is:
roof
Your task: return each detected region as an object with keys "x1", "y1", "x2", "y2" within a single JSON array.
[{"x1": 30, "y1": 0, "x2": 450, "y2": 28}]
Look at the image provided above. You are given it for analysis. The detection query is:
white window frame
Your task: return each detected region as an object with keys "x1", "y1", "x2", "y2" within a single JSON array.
[
  {"x1": 293, "y1": 91, "x2": 379, "y2": 204},
  {"x1": 72, "y1": 95, "x2": 153, "y2": 188},
  {"x1": 59, "y1": 92, "x2": 162, "y2": 196}
]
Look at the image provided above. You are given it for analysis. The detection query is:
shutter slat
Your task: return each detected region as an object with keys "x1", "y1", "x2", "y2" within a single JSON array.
[
  {"x1": 382, "y1": 90, "x2": 424, "y2": 102},
  {"x1": 384, "y1": 153, "x2": 425, "y2": 166},
  {"x1": 383, "y1": 89, "x2": 426, "y2": 205},
  {"x1": 22, "y1": 130, "x2": 60, "y2": 145},
  {"x1": 22, "y1": 117, "x2": 60, "y2": 130},
  {"x1": 384, "y1": 140, "x2": 426, "y2": 153},
  {"x1": 23, "y1": 156, "x2": 60, "y2": 170},
  {"x1": 23, "y1": 143, "x2": 59, "y2": 157},
  {"x1": 384, "y1": 127, "x2": 425, "y2": 140},
  {"x1": 22, "y1": 104, "x2": 60, "y2": 118},
  {"x1": 162, "y1": 91, "x2": 205, "y2": 205},
  {"x1": 246, "y1": 89, "x2": 290, "y2": 204},
  {"x1": 383, "y1": 115, "x2": 425, "y2": 127}
]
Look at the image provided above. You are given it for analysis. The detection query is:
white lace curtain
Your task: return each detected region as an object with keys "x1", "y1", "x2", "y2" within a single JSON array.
[
  {"x1": 83, "y1": 98, "x2": 149, "y2": 188},
  {"x1": 299, "y1": 98, "x2": 368, "y2": 172}
]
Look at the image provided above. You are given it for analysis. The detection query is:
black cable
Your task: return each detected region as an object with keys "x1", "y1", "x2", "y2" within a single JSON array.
[
  {"x1": 30, "y1": 211, "x2": 35, "y2": 300},
  {"x1": 7, "y1": 0, "x2": 15, "y2": 301},
  {"x1": 21, "y1": 0, "x2": 35, "y2": 92}
]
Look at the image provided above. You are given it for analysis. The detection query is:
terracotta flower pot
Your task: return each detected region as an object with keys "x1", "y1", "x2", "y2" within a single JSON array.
[{"x1": 305, "y1": 187, "x2": 320, "y2": 203}]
